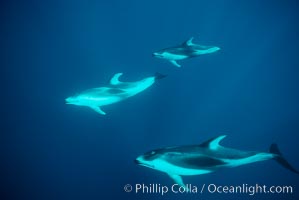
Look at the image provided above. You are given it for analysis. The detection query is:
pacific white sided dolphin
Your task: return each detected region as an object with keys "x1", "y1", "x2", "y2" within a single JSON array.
[
  {"x1": 65, "y1": 72, "x2": 166, "y2": 115},
  {"x1": 153, "y1": 37, "x2": 220, "y2": 67},
  {"x1": 135, "y1": 135, "x2": 298, "y2": 189}
]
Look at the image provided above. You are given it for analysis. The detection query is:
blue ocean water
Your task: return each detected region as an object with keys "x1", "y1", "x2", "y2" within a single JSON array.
[{"x1": 1, "y1": 0, "x2": 299, "y2": 199}]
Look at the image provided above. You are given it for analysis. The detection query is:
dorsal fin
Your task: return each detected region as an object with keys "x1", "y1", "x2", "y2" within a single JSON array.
[
  {"x1": 199, "y1": 135, "x2": 227, "y2": 150},
  {"x1": 110, "y1": 73, "x2": 123, "y2": 85},
  {"x1": 182, "y1": 37, "x2": 194, "y2": 46}
]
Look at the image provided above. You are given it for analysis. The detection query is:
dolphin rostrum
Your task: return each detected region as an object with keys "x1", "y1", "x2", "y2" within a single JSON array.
[
  {"x1": 135, "y1": 135, "x2": 298, "y2": 189},
  {"x1": 153, "y1": 37, "x2": 220, "y2": 67},
  {"x1": 66, "y1": 72, "x2": 166, "y2": 115}
]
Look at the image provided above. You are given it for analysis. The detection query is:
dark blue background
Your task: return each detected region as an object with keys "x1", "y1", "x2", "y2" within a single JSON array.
[{"x1": 1, "y1": 0, "x2": 299, "y2": 199}]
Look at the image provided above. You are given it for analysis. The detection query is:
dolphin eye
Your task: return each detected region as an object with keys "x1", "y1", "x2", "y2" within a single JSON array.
[{"x1": 151, "y1": 151, "x2": 155, "y2": 155}]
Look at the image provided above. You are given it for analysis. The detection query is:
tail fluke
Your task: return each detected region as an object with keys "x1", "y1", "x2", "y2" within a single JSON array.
[
  {"x1": 270, "y1": 144, "x2": 299, "y2": 174},
  {"x1": 154, "y1": 72, "x2": 167, "y2": 80}
]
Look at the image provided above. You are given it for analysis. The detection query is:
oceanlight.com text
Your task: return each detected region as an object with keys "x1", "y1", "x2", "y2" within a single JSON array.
[{"x1": 124, "y1": 183, "x2": 293, "y2": 196}]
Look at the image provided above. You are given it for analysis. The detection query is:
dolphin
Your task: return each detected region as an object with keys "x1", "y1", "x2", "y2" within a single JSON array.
[
  {"x1": 153, "y1": 37, "x2": 220, "y2": 67},
  {"x1": 65, "y1": 72, "x2": 166, "y2": 115},
  {"x1": 135, "y1": 135, "x2": 298, "y2": 189}
]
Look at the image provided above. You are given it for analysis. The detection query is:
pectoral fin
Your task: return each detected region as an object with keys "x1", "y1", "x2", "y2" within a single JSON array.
[
  {"x1": 90, "y1": 106, "x2": 106, "y2": 115},
  {"x1": 169, "y1": 60, "x2": 181, "y2": 67},
  {"x1": 167, "y1": 174, "x2": 188, "y2": 191}
]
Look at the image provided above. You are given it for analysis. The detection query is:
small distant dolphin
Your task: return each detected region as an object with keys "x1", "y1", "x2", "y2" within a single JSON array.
[
  {"x1": 135, "y1": 135, "x2": 298, "y2": 189},
  {"x1": 153, "y1": 37, "x2": 220, "y2": 67},
  {"x1": 65, "y1": 72, "x2": 166, "y2": 115}
]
